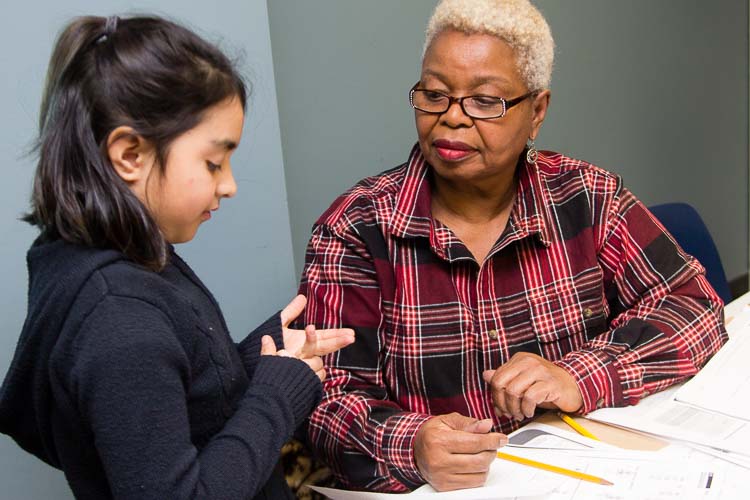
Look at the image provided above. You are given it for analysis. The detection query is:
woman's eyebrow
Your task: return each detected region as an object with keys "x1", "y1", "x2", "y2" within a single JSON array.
[{"x1": 421, "y1": 70, "x2": 511, "y2": 88}]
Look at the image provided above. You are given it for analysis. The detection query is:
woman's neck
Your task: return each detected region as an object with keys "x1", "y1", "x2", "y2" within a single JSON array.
[{"x1": 430, "y1": 169, "x2": 517, "y2": 224}]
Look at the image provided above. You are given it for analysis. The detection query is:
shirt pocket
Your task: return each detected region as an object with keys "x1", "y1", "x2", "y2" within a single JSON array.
[{"x1": 528, "y1": 266, "x2": 608, "y2": 359}]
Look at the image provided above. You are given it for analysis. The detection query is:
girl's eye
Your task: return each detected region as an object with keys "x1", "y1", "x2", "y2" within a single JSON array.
[{"x1": 207, "y1": 161, "x2": 221, "y2": 172}]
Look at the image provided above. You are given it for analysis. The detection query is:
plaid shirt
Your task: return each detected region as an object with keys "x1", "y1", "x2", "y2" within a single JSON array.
[{"x1": 299, "y1": 144, "x2": 727, "y2": 492}]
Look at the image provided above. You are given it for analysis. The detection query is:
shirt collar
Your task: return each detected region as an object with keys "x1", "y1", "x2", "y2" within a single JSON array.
[
  {"x1": 388, "y1": 144, "x2": 434, "y2": 239},
  {"x1": 389, "y1": 143, "x2": 553, "y2": 248},
  {"x1": 511, "y1": 150, "x2": 553, "y2": 247}
]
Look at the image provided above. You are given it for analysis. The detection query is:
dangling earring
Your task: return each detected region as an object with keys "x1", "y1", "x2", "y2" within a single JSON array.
[{"x1": 526, "y1": 138, "x2": 538, "y2": 165}]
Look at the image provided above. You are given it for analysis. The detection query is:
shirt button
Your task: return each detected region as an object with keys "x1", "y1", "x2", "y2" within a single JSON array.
[
  {"x1": 583, "y1": 308, "x2": 593, "y2": 318},
  {"x1": 488, "y1": 329, "x2": 499, "y2": 339}
]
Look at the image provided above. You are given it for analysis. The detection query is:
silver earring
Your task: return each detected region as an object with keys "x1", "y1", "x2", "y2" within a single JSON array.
[{"x1": 526, "y1": 138, "x2": 538, "y2": 165}]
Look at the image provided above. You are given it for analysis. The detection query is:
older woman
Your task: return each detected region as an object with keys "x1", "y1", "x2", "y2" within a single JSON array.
[{"x1": 299, "y1": 0, "x2": 727, "y2": 493}]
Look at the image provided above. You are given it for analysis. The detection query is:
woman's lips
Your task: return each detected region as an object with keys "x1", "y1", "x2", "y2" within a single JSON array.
[{"x1": 433, "y1": 139, "x2": 476, "y2": 161}]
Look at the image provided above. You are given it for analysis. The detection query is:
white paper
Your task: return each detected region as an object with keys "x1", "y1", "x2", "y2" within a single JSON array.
[
  {"x1": 723, "y1": 292, "x2": 750, "y2": 333},
  {"x1": 507, "y1": 421, "x2": 618, "y2": 451},
  {"x1": 309, "y1": 458, "x2": 561, "y2": 499},
  {"x1": 586, "y1": 385, "x2": 750, "y2": 456},
  {"x1": 507, "y1": 445, "x2": 737, "y2": 500},
  {"x1": 307, "y1": 423, "x2": 747, "y2": 499},
  {"x1": 689, "y1": 443, "x2": 750, "y2": 470},
  {"x1": 673, "y1": 324, "x2": 750, "y2": 422}
]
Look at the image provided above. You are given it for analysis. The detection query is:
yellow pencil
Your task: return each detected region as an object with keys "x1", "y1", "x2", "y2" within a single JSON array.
[
  {"x1": 557, "y1": 412, "x2": 600, "y2": 441},
  {"x1": 496, "y1": 451, "x2": 613, "y2": 486}
]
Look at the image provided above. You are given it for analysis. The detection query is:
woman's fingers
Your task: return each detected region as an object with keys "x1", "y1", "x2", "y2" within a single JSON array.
[
  {"x1": 280, "y1": 294, "x2": 307, "y2": 327},
  {"x1": 484, "y1": 352, "x2": 584, "y2": 420}
]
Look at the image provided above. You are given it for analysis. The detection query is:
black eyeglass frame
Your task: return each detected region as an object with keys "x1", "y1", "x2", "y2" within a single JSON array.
[{"x1": 409, "y1": 83, "x2": 537, "y2": 120}]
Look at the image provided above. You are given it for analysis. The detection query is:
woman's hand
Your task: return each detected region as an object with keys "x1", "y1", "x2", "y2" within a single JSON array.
[
  {"x1": 482, "y1": 352, "x2": 583, "y2": 421},
  {"x1": 414, "y1": 413, "x2": 507, "y2": 491},
  {"x1": 260, "y1": 334, "x2": 326, "y2": 381},
  {"x1": 280, "y1": 295, "x2": 355, "y2": 357}
]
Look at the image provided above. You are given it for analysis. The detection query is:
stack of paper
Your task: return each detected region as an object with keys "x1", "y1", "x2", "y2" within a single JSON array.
[
  {"x1": 587, "y1": 385, "x2": 750, "y2": 457},
  {"x1": 586, "y1": 312, "x2": 750, "y2": 469},
  {"x1": 310, "y1": 423, "x2": 741, "y2": 499},
  {"x1": 673, "y1": 322, "x2": 750, "y2": 422}
]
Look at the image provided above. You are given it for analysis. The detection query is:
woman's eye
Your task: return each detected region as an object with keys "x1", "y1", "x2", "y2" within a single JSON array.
[
  {"x1": 207, "y1": 161, "x2": 221, "y2": 172},
  {"x1": 424, "y1": 91, "x2": 446, "y2": 102},
  {"x1": 472, "y1": 96, "x2": 503, "y2": 108}
]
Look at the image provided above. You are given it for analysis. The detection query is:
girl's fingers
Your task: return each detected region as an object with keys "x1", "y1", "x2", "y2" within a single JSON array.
[
  {"x1": 280, "y1": 295, "x2": 307, "y2": 327},
  {"x1": 305, "y1": 355, "x2": 324, "y2": 372},
  {"x1": 304, "y1": 328, "x2": 355, "y2": 356},
  {"x1": 305, "y1": 324, "x2": 317, "y2": 343},
  {"x1": 299, "y1": 325, "x2": 318, "y2": 358},
  {"x1": 260, "y1": 335, "x2": 277, "y2": 356}
]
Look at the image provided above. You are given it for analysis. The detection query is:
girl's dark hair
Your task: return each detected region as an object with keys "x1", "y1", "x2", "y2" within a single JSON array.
[{"x1": 24, "y1": 15, "x2": 247, "y2": 270}]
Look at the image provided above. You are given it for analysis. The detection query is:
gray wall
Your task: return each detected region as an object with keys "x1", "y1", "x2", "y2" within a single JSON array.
[
  {"x1": 269, "y1": 0, "x2": 749, "y2": 284},
  {"x1": 0, "y1": 1, "x2": 294, "y2": 498}
]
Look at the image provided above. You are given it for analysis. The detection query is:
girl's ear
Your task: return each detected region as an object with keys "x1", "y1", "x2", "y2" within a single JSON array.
[{"x1": 106, "y1": 126, "x2": 155, "y2": 184}]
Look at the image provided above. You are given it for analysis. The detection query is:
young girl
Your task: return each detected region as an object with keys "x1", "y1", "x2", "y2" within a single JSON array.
[{"x1": 0, "y1": 15, "x2": 354, "y2": 500}]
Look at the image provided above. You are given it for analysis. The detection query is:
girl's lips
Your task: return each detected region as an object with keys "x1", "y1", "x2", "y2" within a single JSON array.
[
  {"x1": 433, "y1": 139, "x2": 476, "y2": 161},
  {"x1": 202, "y1": 206, "x2": 220, "y2": 221}
]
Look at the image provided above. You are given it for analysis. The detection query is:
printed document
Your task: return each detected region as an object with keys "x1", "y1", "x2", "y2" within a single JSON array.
[{"x1": 673, "y1": 322, "x2": 750, "y2": 422}]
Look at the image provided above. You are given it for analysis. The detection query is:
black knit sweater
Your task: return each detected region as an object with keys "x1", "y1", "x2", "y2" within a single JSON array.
[{"x1": 0, "y1": 238, "x2": 322, "y2": 499}]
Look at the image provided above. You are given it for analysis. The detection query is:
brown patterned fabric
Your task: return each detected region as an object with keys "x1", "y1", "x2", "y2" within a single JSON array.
[{"x1": 281, "y1": 439, "x2": 335, "y2": 500}]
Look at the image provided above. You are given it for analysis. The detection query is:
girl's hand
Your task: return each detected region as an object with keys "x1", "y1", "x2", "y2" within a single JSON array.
[
  {"x1": 260, "y1": 335, "x2": 326, "y2": 381},
  {"x1": 280, "y1": 295, "x2": 355, "y2": 357}
]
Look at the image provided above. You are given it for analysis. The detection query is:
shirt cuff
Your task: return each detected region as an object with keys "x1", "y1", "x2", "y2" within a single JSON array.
[
  {"x1": 250, "y1": 356, "x2": 323, "y2": 427},
  {"x1": 377, "y1": 412, "x2": 433, "y2": 487},
  {"x1": 554, "y1": 348, "x2": 624, "y2": 414}
]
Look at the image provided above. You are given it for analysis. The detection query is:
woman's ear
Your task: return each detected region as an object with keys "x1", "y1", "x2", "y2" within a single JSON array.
[
  {"x1": 106, "y1": 126, "x2": 155, "y2": 185},
  {"x1": 530, "y1": 89, "x2": 551, "y2": 139}
]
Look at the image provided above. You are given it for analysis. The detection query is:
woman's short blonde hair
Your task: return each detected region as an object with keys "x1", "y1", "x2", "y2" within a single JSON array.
[{"x1": 424, "y1": 0, "x2": 554, "y2": 90}]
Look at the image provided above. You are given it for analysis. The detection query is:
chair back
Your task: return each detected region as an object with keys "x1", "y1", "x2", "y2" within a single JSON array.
[{"x1": 649, "y1": 202, "x2": 731, "y2": 303}]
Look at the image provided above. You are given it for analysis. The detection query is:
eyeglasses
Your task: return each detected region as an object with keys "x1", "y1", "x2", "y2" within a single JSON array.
[{"x1": 409, "y1": 83, "x2": 536, "y2": 120}]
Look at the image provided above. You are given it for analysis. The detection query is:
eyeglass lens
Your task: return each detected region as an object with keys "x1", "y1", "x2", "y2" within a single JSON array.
[{"x1": 411, "y1": 90, "x2": 506, "y2": 119}]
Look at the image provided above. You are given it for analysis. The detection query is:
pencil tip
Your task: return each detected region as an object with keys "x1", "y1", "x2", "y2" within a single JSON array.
[{"x1": 601, "y1": 480, "x2": 614, "y2": 486}]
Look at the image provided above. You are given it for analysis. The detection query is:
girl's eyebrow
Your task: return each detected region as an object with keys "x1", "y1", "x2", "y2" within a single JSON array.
[{"x1": 212, "y1": 139, "x2": 238, "y2": 151}]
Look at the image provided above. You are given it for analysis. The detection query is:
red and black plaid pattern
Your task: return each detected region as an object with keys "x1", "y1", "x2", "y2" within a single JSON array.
[{"x1": 299, "y1": 144, "x2": 727, "y2": 492}]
